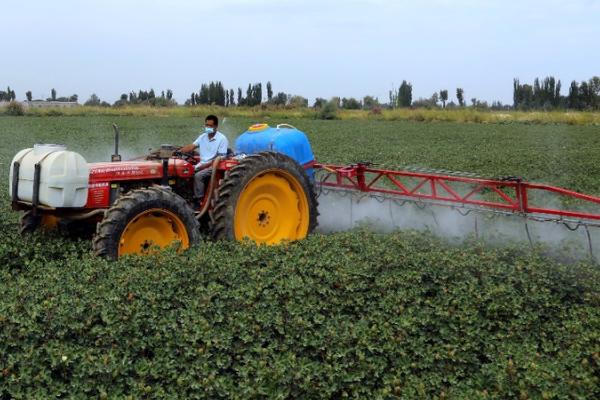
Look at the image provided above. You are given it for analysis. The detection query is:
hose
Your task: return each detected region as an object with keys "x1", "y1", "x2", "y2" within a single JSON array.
[
  {"x1": 65, "y1": 209, "x2": 107, "y2": 221},
  {"x1": 195, "y1": 156, "x2": 222, "y2": 220}
]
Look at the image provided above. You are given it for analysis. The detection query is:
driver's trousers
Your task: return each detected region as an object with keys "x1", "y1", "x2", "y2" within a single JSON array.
[{"x1": 194, "y1": 168, "x2": 212, "y2": 199}]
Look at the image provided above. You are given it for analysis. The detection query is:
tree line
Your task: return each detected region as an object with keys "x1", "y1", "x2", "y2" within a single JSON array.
[
  {"x1": 4, "y1": 76, "x2": 600, "y2": 111},
  {"x1": 0, "y1": 86, "x2": 16, "y2": 102},
  {"x1": 514, "y1": 77, "x2": 600, "y2": 110},
  {"x1": 109, "y1": 89, "x2": 176, "y2": 107},
  {"x1": 185, "y1": 81, "x2": 308, "y2": 108},
  {"x1": 1, "y1": 87, "x2": 78, "y2": 103}
]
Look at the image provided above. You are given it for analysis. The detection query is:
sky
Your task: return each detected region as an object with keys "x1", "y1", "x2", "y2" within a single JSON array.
[{"x1": 2, "y1": 0, "x2": 599, "y2": 105}]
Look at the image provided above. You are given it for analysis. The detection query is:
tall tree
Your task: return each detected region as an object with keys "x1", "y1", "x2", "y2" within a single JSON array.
[
  {"x1": 554, "y1": 80, "x2": 562, "y2": 108},
  {"x1": 439, "y1": 90, "x2": 448, "y2": 108},
  {"x1": 229, "y1": 89, "x2": 235, "y2": 106},
  {"x1": 589, "y1": 76, "x2": 600, "y2": 110},
  {"x1": 568, "y1": 81, "x2": 579, "y2": 109},
  {"x1": 456, "y1": 88, "x2": 465, "y2": 107},
  {"x1": 198, "y1": 84, "x2": 209, "y2": 104},
  {"x1": 513, "y1": 79, "x2": 520, "y2": 109},
  {"x1": 246, "y1": 84, "x2": 252, "y2": 105},
  {"x1": 217, "y1": 81, "x2": 226, "y2": 106},
  {"x1": 237, "y1": 87, "x2": 243, "y2": 106},
  {"x1": 398, "y1": 80, "x2": 412, "y2": 107},
  {"x1": 253, "y1": 83, "x2": 262, "y2": 105},
  {"x1": 533, "y1": 78, "x2": 542, "y2": 107},
  {"x1": 51, "y1": 88, "x2": 56, "y2": 101},
  {"x1": 25, "y1": 91, "x2": 32, "y2": 101},
  {"x1": 266, "y1": 81, "x2": 273, "y2": 103},
  {"x1": 579, "y1": 81, "x2": 592, "y2": 110},
  {"x1": 389, "y1": 89, "x2": 397, "y2": 108}
]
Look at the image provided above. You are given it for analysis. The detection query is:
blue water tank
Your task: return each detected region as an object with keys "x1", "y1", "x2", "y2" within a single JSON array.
[{"x1": 235, "y1": 124, "x2": 315, "y2": 180}]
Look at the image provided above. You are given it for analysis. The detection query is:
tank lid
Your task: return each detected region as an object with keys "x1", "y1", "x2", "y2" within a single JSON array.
[
  {"x1": 247, "y1": 123, "x2": 269, "y2": 132},
  {"x1": 33, "y1": 143, "x2": 67, "y2": 155}
]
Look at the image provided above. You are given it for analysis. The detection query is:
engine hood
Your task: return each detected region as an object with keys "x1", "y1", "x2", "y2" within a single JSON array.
[{"x1": 88, "y1": 160, "x2": 194, "y2": 181}]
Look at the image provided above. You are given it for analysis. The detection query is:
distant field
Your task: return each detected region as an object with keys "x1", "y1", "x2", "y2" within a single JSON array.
[
  {"x1": 0, "y1": 116, "x2": 598, "y2": 398},
  {"x1": 4, "y1": 103, "x2": 600, "y2": 125},
  {"x1": 1, "y1": 115, "x2": 599, "y2": 194}
]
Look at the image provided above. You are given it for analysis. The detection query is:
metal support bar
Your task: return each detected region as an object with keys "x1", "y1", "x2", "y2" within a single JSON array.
[
  {"x1": 11, "y1": 161, "x2": 20, "y2": 203},
  {"x1": 356, "y1": 164, "x2": 367, "y2": 191},
  {"x1": 161, "y1": 158, "x2": 169, "y2": 186},
  {"x1": 32, "y1": 163, "x2": 41, "y2": 216}
]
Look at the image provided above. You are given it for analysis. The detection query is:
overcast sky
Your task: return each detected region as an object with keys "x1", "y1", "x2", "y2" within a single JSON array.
[{"x1": 3, "y1": 0, "x2": 599, "y2": 105}]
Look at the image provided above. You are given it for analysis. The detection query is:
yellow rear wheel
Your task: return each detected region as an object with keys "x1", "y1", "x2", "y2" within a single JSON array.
[
  {"x1": 211, "y1": 151, "x2": 318, "y2": 244},
  {"x1": 234, "y1": 170, "x2": 310, "y2": 244}
]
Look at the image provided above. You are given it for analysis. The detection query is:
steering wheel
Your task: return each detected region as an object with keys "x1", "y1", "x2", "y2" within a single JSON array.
[{"x1": 173, "y1": 148, "x2": 197, "y2": 163}]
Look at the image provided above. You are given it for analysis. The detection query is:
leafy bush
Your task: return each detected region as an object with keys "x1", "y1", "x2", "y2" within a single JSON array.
[
  {"x1": 317, "y1": 100, "x2": 338, "y2": 120},
  {"x1": 0, "y1": 229, "x2": 598, "y2": 398},
  {"x1": 4, "y1": 101, "x2": 24, "y2": 116}
]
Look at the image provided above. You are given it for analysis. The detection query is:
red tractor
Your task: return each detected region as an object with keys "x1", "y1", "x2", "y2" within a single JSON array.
[
  {"x1": 10, "y1": 124, "x2": 318, "y2": 260},
  {"x1": 11, "y1": 123, "x2": 600, "y2": 260}
]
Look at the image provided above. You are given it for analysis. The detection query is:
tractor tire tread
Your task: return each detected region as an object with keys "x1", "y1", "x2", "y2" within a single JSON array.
[
  {"x1": 93, "y1": 186, "x2": 200, "y2": 260},
  {"x1": 209, "y1": 151, "x2": 318, "y2": 241}
]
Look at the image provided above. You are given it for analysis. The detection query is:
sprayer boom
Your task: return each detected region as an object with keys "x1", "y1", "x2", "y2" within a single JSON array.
[{"x1": 315, "y1": 163, "x2": 600, "y2": 226}]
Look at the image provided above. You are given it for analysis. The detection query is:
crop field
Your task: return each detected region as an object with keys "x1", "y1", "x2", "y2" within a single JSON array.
[{"x1": 0, "y1": 116, "x2": 599, "y2": 398}]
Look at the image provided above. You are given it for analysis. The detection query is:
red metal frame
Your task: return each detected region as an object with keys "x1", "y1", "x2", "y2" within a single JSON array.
[{"x1": 314, "y1": 163, "x2": 600, "y2": 222}]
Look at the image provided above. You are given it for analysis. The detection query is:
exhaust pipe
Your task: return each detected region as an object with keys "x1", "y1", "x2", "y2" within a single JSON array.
[{"x1": 111, "y1": 124, "x2": 121, "y2": 162}]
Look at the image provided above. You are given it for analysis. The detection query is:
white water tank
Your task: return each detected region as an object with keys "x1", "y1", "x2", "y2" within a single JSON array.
[{"x1": 9, "y1": 144, "x2": 89, "y2": 208}]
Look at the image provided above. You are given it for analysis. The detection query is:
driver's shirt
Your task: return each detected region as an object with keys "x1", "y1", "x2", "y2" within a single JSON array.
[{"x1": 193, "y1": 131, "x2": 228, "y2": 164}]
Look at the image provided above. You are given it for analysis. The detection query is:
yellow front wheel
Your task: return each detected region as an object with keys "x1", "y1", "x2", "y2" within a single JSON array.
[
  {"x1": 118, "y1": 208, "x2": 190, "y2": 256},
  {"x1": 211, "y1": 151, "x2": 318, "y2": 244},
  {"x1": 93, "y1": 187, "x2": 200, "y2": 260}
]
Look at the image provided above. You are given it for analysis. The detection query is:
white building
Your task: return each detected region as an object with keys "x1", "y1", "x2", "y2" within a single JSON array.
[{"x1": 24, "y1": 100, "x2": 80, "y2": 109}]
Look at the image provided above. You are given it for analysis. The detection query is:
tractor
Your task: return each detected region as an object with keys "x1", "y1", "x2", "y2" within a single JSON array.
[
  {"x1": 9, "y1": 123, "x2": 318, "y2": 260},
  {"x1": 10, "y1": 122, "x2": 600, "y2": 261}
]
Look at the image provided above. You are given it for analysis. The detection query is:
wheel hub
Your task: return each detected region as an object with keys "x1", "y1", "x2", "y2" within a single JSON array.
[{"x1": 257, "y1": 210, "x2": 270, "y2": 227}]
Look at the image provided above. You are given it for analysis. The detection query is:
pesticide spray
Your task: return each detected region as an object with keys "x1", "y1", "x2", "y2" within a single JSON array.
[{"x1": 315, "y1": 187, "x2": 600, "y2": 262}]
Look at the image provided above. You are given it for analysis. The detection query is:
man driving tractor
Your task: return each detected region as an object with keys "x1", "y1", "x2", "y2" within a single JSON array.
[{"x1": 180, "y1": 115, "x2": 228, "y2": 203}]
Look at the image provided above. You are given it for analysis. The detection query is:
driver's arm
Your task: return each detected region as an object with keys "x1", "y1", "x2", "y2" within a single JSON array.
[{"x1": 179, "y1": 143, "x2": 198, "y2": 153}]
